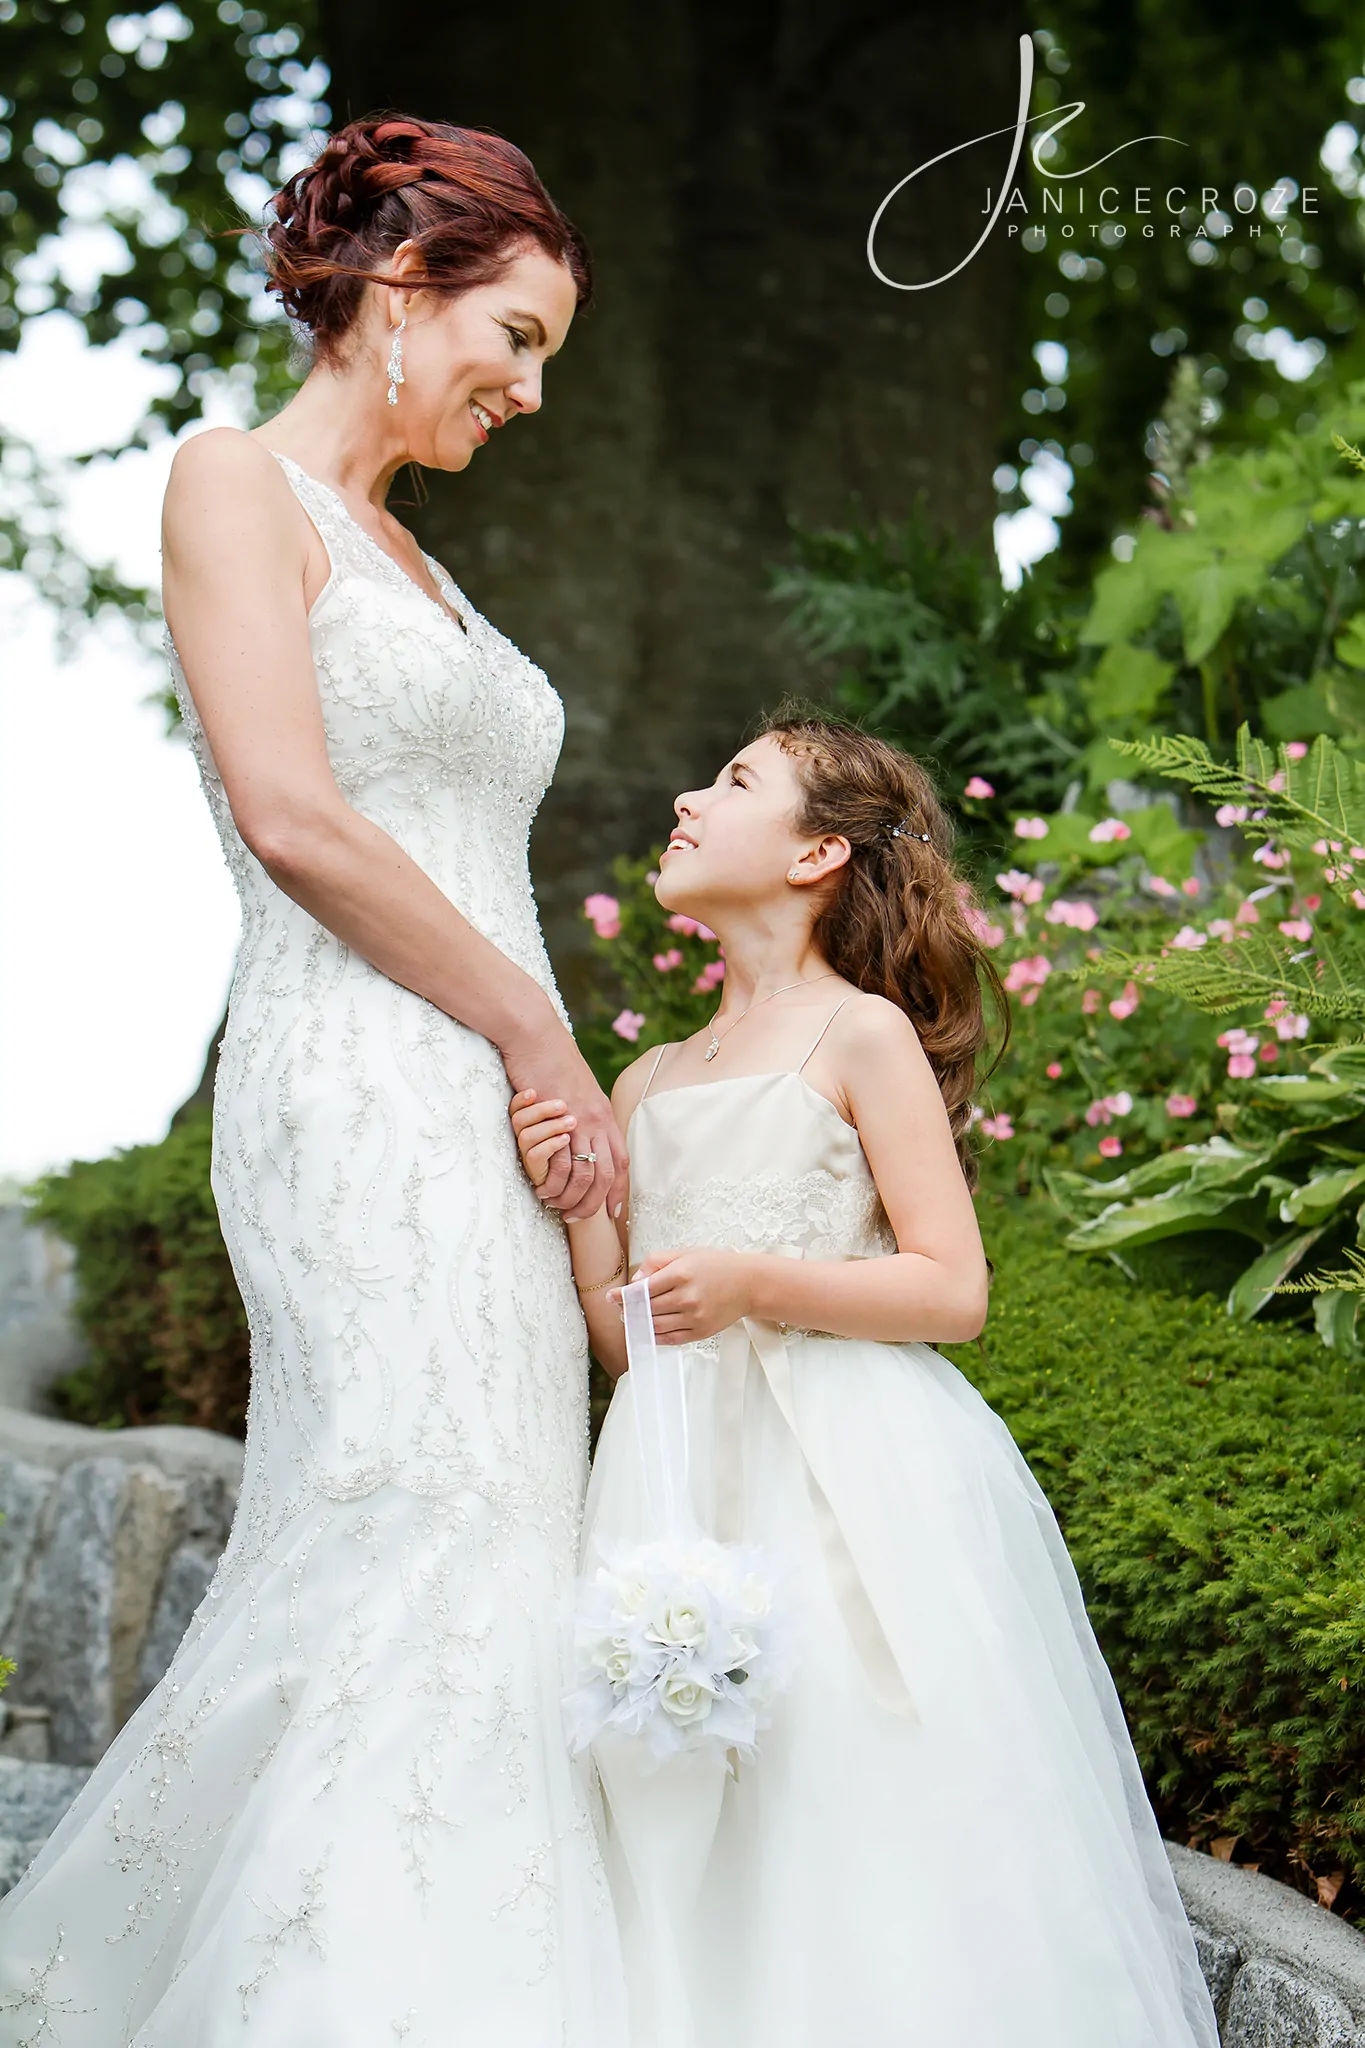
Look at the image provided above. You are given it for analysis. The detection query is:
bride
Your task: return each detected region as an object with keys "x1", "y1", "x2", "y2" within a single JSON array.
[{"x1": 0, "y1": 115, "x2": 631, "y2": 2046}]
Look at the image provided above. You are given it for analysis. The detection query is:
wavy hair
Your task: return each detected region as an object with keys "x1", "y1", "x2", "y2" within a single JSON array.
[{"x1": 759, "y1": 706, "x2": 1011, "y2": 1195}]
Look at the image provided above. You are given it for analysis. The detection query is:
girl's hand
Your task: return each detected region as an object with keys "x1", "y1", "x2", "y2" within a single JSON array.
[
  {"x1": 613, "y1": 1248, "x2": 755, "y2": 1346},
  {"x1": 510, "y1": 1088, "x2": 578, "y2": 1190}
]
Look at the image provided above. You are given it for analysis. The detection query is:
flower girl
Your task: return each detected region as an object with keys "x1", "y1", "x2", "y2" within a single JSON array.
[{"x1": 512, "y1": 714, "x2": 1219, "y2": 2048}]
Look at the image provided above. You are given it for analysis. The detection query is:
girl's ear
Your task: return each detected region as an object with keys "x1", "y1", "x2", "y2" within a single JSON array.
[{"x1": 789, "y1": 833, "x2": 852, "y2": 886}]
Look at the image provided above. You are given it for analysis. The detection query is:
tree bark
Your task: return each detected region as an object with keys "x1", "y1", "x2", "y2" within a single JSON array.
[{"x1": 319, "y1": 0, "x2": 1023, "y2": 994}]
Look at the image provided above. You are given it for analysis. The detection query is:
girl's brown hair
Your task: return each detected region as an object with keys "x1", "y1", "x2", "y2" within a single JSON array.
[
  {"x1": 760, "y1": 707, "x2": 1011, "y2": 1195},
  {"x1": 262, "y1": 114, "x2": 592, "y2": 355}
]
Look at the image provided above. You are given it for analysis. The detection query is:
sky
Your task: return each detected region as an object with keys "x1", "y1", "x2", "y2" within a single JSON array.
[
  {"x1": 0, "y1": 314, "x2": 240, "y2": 1185},
  {"x1": 0, "y1": 310, "x2": 1064, "y2": 1188}
]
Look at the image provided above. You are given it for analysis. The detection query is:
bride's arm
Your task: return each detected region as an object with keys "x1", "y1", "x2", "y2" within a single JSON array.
[
  {"x1": 509, "y1": 1054, "x2": 657, "y2": 1376},
  {"x1": 162, "y1": 427, "x2": 626, "y2": 1223}
]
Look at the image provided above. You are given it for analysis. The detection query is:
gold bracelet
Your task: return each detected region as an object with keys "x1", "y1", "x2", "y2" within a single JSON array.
[{"x1": 575, "y1": 1252, "x2": 626, "y2": 1296}]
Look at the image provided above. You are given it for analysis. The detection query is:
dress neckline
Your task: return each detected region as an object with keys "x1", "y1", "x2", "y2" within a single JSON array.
[
  {"x1": 627, "y1": 1067, "x2": 857, "y2": 1138},
  {"x1": 270, "y1": 449, "x2": 470, "y2": 635}
]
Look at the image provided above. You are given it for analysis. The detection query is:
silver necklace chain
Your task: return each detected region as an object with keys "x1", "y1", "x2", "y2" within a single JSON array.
[{"x1": 702, "y1": 973, "x2": 838, "y2": 1063}]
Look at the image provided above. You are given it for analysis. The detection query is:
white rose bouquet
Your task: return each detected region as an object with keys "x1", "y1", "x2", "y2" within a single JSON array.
[
  {"x1": 563, "y1": 1276, "x2": 793, "y2": 1766},
  {"x1": 564, "y1": 1533, "x2": 789, "y2": 1762}
]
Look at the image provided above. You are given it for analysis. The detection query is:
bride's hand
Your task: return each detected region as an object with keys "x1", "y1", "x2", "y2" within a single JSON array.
[
  {"x1": 501, "y1": 1020, "x2": 627, "y2": 1221},
  {"x1": 510, "y1": 1090, "x2": 577, "y2": 1188},
  {"x1": 614, "y1": 1248, "x2": 755, "y2": 1345}
]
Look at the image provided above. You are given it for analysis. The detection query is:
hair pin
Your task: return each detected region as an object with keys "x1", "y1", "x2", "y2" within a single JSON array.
[{"x1": 889, "y1": 817, "x2": 930, "y2": 842}]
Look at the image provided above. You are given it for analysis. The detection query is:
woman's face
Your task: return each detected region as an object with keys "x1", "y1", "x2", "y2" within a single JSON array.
[
  {"x1": 386, "y1": 243, "x2": 579, "y2": 472},
  {"x1": 656, "y1": 736, "x2": 811, "y2": 919}
]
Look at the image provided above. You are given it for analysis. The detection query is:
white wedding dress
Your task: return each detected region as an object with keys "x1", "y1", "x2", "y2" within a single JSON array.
[
  {"x1": 0, "y1": 452, "x2": 628, "y2": 2047},
  {"x1": 583, "y1": 1028, "x2": 1221, "y2": 2048}
]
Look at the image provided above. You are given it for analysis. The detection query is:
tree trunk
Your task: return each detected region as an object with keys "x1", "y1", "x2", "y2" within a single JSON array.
[{"x1": 319, "y1": 0, "x2": 1023, "y2": 995}]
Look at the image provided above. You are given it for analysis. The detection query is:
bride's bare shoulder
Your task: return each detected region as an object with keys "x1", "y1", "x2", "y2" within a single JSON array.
[{"x1": 163, "y1": 430, "x2": 300, "y2": 564}]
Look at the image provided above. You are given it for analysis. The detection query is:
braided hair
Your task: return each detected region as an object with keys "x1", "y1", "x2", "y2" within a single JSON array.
[{"x1": 262, "y1": 114, "x2": 592, "y2": 355}]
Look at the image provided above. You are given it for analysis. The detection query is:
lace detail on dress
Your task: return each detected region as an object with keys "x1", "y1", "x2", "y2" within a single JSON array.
[{"x1": 630, "y1": 1165, "x2": 895, "y2": 1269}]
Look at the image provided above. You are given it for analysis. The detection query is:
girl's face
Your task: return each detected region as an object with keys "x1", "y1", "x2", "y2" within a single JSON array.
[
  {"x1": 382, "y1": 243, "x2": 579, "y2": 472},
  {"x1": 657, "y1": 736, "x2": 812, "y2": 919}
]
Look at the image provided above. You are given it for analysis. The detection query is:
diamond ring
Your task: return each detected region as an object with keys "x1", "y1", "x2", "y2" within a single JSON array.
[{"x1": 572, "y1": 1150, "x2": 598, "y2": 1165}]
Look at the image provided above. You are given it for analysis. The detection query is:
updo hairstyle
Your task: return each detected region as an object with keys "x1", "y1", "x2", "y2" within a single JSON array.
[{"x1": 262, "y1": 114, "x2": 592, "y2": 356}]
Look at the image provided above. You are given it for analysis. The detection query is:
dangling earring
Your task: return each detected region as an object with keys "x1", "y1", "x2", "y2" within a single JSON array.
[{"x1": 385, "y1": 317, "x2": 406, "y2": 407}]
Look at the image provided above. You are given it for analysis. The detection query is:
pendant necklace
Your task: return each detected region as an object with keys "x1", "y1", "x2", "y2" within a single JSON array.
[{"x1": 702, "y1": 973, "x2": 838, "y2": 1062}]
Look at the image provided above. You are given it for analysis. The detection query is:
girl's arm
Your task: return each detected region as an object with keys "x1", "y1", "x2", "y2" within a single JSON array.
[
  {"x1": 635, "y1": 999, "x2": 989, "y2": 1346},
  {"x1": 510, "y1": 1053, "x2": 658, "y2": 1376},
  {"x1": 162, "y1": 428, "x2": 626, "y2": 1223}
]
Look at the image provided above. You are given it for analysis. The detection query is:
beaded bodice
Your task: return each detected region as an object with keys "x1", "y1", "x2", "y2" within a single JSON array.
[{"x1": 166, "y1": 449, "x2": 566, "y2": 1013}]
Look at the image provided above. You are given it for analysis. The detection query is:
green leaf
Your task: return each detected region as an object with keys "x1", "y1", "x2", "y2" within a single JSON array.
[
  {"x1": 1082, "y1": 644, "x2": 1175, "y2": 727},
  {"x1": 1228, "y1": 1226, "x2": 1331, "y2": 1320},
  {"x1": 1280, "y1": 1165, "x2": 1365, "y2": 1226},
  {"x1": 1313, "y1": 1289, "x2": 1365, "y2": 1358},
  {"x1": 1335, "y1": 616, "x2": 1365, "y2": 672}
]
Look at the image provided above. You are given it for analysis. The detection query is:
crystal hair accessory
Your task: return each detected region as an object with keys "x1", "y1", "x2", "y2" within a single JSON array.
[
  {"x1": 888, "y1": 816, "x2": 930, "y2": 842},
  {"x1": 385, "y1": 316, "x2": 406, "y2": 406}
]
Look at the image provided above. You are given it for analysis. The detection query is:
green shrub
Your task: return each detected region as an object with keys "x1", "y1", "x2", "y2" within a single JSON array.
[
  {"x1": 27, "y1": 1110, "x2": 249, "y2": 1436},
  {"x1": 943, "y1": 1193, "x2": 1365, "y2": 1916}
]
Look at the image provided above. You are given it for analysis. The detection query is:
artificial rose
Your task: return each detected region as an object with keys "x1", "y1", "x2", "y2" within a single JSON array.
[{"x1": 659, "y1": 1673, "x2": 716, "y2": 1725}]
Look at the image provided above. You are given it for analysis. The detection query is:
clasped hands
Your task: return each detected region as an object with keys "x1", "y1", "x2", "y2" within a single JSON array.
[{"x1": 510, "y1": 1088, "x2": 754, "y2": 1344}]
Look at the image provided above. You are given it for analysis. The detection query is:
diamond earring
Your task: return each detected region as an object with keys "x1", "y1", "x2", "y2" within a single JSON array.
[
  {"x1": 788, "y1": 868, "x2": 800, "y2": 882},
  {"x1": 385, "y1": 317, "x2": 406, "y2": 407}
]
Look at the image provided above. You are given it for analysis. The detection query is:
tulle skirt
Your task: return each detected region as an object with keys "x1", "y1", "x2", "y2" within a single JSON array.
[{"x1": 581, "y1": 1330, "x2": 1219, "y2": 2048}]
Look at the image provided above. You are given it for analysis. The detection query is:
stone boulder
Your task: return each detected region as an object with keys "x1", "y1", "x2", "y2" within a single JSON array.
[{"x1": 0, "y1": 1408, "x2": 241, "y2": 1765}]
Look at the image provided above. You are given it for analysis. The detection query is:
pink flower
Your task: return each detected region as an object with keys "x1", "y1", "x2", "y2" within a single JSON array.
[
  {"x1": 1253, "y1": 844, "x2": 1288, "y2": 869},
  {"x1": 1171, "y1": 925, "x2": 1207, "y2": 950},
  {"x1": 1207, "y1": 918, "x2": 1235, "y2": 943},
  {"x1": 1088, "y1": 818, "x2": 1132, "y2": 843},
  {"x1": 1215, "y1": 803, "x2": 1251, "y2": 827},
  {"x1": 1354, "y1": 890, "x2": 1365, "y2": 911},
  {"x1": 1181, "y1": 876, "x2": 1201, "y2": 896},
  {"x1": 1046, "y1": 1061, "x2": 1063, "y2": 1079},
  {"x1": 1085, "y1": 1091, "x2": 1133, "y2": 1128},
  {"x1": 1305, "y1": 893, "x2": 1322, "y2": 911},
  {"x1": 1004, "y1": 954, "x2": 1052, "y2": 992},
  {"x1": 1272, "y1": 1011, "x2": 1309, "y2": 1041},
  {"x1": 980, "y1": 1112, "x2": 1015, "y2": 1139},
  {"x1": 1258, "y1": 1041, "x2": 1279, "y2": 1063},
  {"x1": 1234, "y1": 899, "x2": 1260, "y2": 925},
  {"x1": 691, "y1": 959, "x2": 725, "y2": 995},
  {"x1": 1278, "y1": 918, "x2": 1312, "y2": 942},
  {"x1": 1013, "y1": 816, "x2": 1050, "y2": 840},
  {"x1": 1285, "y1": 741, "x2": 1308, "y2": 760},
  {"x1": 1148, "y1": 875, "x2": 1178, "y2": 898},
  {"x1": 646, "y1": 868, "x2": 660, "y2": 884},
  {"x1": 666, "y1": 914, "x2": 717, "y2": 940},
  {"x1": 964, "y1": 907, "x2": 1006, "y2": 947},
  {"x1": 612, "y1": 1009, "x2": 645, "y2": 1042},
  {"x1": 995, "y1": 868, "x2": 1035, "y2": 898},
  {"x1": 652, "y1": 949, "x2": 684, "y2": 973},
  {"x1": 1108, "y1": 981, "x2": 1140, "y2": 1019},
  {"x1": 1045, "y1": 898, "x2": 1100, "y2": 931},
  {"x1": 1018, "y1": 986, "x2": 1040, "y2": 1006},
  {"x1": 1267, "y1": 769, "x2": 1287, "y2": 791},
  {"x1": 1165, "y1": 1093, "x2": 1198, "y2": 1118},
  {"x1": 1227, "y1": 1054, "x2": 1256, "y2": 1078},
  {"x1": 1098, "y1": 1135, "x2": 1124, "y2": 1158},
  {"x1": 583, "y1": 892, "x2": 621, "y2": 940},
  {"x1": 964, "y1": 775, "x2": 996, "y2": 799},
  {"x1": 1081, "y1": 988, "x2": 1101, "y2": 1014}
]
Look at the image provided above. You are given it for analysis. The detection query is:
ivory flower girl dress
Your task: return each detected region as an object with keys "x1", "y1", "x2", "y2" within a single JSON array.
[{"x1": 582, "y1": 1009, "x2": 1219, "y2": 2048}]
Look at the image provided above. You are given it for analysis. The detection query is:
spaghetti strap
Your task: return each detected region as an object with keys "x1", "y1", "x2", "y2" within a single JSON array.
[
  {"x1": 797, "y1": 998, "x2": 849, "y2": 1073},
  {"x1": 639, "y1": 1043, "x2": 670, "y2": 1101}
]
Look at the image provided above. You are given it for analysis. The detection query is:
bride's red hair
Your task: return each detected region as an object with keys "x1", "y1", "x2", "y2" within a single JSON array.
[{"x1": 262, "y1": 114, "x2": 592, "y2": 354}]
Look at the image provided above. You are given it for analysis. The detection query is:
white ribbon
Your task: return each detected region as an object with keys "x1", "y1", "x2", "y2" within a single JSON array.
[{"x1": 622, "y1": 1273, "x2": 695, "y2": 1536}]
